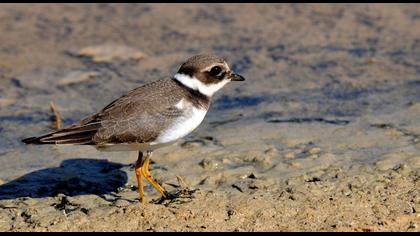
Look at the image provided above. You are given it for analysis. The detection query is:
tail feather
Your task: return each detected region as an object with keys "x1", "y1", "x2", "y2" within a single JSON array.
[{"x1": 22, "y1": 122, "x2": 100, "y2": 145}]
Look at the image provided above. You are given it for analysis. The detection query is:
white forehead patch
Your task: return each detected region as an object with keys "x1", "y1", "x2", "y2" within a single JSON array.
[{"x1": 174, "y1": 73, "x2": 230, "y2": 97}]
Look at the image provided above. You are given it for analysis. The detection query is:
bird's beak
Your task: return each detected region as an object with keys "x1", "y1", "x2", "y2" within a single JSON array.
[{"x1": 229, "y1": 73, "x2": 245, "y2": 81}]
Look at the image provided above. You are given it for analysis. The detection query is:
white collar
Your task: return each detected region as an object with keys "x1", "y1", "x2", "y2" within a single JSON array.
[{"x1": 174, "y1": 73, "x2": 230, "y2": 97}]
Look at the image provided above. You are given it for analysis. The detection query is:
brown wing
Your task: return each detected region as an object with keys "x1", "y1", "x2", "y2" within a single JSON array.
[
  {"x1": 22, "y1": 79, "x2": 185, "y2": 145},
  {"x1": 21, "y1": 121, "x2": 100, "y2": 145}
]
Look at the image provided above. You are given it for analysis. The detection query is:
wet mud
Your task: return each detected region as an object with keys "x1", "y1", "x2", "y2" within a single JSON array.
[{"x1": 0, "y1": 3, "x2": 419, "y2": 232}]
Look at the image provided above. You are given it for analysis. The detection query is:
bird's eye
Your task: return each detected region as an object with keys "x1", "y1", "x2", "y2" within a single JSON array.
[{"x1": 209, "y1": 66, "x2": 223, "y2": 77}]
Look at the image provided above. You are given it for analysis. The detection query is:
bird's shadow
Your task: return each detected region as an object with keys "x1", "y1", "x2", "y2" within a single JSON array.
[{"x1": 0, "y1": 158, "x2": 128, "y2": 200}]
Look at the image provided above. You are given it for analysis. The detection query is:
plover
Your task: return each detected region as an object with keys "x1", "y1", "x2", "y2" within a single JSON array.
[{"x1": 22, "y1": 54, "x2": 245, "y2": 203}]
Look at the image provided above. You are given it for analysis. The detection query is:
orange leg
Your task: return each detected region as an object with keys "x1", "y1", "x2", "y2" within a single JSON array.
[
  {"x1": 135, "y1": 151, "x2": 145, "y2": 204},
  {"x1": 141, "y1": 151, "x2": 168, "y2": 199}
]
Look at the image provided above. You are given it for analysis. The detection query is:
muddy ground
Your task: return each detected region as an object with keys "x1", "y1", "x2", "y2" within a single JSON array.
[{"x1": 0, "y1": 3, "x2": 419, "y2": 232}]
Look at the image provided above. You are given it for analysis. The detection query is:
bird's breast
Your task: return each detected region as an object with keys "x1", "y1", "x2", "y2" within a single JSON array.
[{"x1": 151, "y1": 104, "x2": 207, "y2": 145}]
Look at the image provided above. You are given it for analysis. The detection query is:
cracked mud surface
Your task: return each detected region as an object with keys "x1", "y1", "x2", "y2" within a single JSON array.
[{"x1": 0, "y1": 3, "x2": 419, "y2": 232}]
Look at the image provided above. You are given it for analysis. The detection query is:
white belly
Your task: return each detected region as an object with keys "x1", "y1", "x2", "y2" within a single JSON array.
[
  {"x1": 95, "y1": 100, "x2": 207, "y2": 152},
  {"x1": 152, "y1": 106, "x2": 207, "y2": 145}
]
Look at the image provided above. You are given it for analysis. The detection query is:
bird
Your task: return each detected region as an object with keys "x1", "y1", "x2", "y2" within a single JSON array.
[{"x1": 22, "y1": 54, "x2": 245, "y2": 203}]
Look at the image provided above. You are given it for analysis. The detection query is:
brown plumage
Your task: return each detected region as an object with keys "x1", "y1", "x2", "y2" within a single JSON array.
[{"x1": 22, "y1": 79, "x2": 210, "y2": 145}]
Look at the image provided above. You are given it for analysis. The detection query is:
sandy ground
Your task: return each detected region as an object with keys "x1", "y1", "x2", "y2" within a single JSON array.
[{"x1": 0, "y1": 3, "x2": 419, "y2": 232}]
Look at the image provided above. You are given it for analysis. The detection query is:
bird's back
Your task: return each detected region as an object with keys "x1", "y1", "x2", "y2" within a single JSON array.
[{"x1": 22, "y1": 79, "x2": 210, "y2": 147}]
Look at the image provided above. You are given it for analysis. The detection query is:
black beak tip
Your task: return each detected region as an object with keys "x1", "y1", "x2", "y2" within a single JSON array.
[{"x1": 231, "y1": 74, "x2": 245, "y2": 81}]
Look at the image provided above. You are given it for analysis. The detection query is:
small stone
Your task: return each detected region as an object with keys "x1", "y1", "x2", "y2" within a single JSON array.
[
  {"x1": 285, "y1": 138, "x2": 307, "y2": 147},
  {"x1": 93, "y1": 196, "x2": 112, "y2": 206},
  {"x1": 343, "y1": 190, "x2": 352, "y2": 196},
  {"x1": 288, "y1": 161, "x2": 302, "y2": 168},
  {"x1": 221, "y1": 157, "x2": 235, "y2": 165},
  {"x1": 199, "y1": 158, "x2": 219, "y2": 171},
  {"x1": 392, "y1": 163, "x2": 411, "y2": 176},
  {"x1": 240, "y1": 174, "x2": 249, "y2": 179},
  {"x1": 351, "y1": 176, "x2": 367, "y2": 189},
  {"x1": 114, "y1": 199, "x2": 130, "y2": 208},
  {"x1": 308, "y1": 147, "x2": 321, "y2": 155},
  {"x1": 284, "y1": 152, "x2": 295, "y2": 159},
  {"x1": 252, "y1": 155, "x2": 272, "y2": 169},
  {"x1": 308, "y1": 154, "x2": 318, "y2": 159},
  {"x1": 375, "y1": 159, "x2": 397, "y2": 171},
  {"x1": 264, "y1": 147, "x2": 279, "y2": 156}
]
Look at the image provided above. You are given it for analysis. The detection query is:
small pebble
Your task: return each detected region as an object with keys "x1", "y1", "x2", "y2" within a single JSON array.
[
  {"x1": 199, "y1": 158, "x2": 219, "y2": 171},
  {"x1": 264, "y1": 147, "x2": 279, "y2": 156},
  {"x1": 375, "y1": 159, "x2": 397, "y2": 171},
  {"x1": 308, "y1": 154, "x2": 318, "y2": 159},
  {"x1": 114, "y1": 199, "x2": 130, "y2": 208},
  {"x1": 392, "y1": 163, "x2": 411, "y2": 176},
  {"x1": 284, "y1": 152, "x2": 295, "y2": 159},
  {"x1": 252, "y1": 155, "x2": 272, "y2": 169},
  {"x1": 308, "y1": 147, "x2": 321, "y2": 155},
  {"x1": 288, "y1": 161, "x2": 302, "y2": 168}
]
